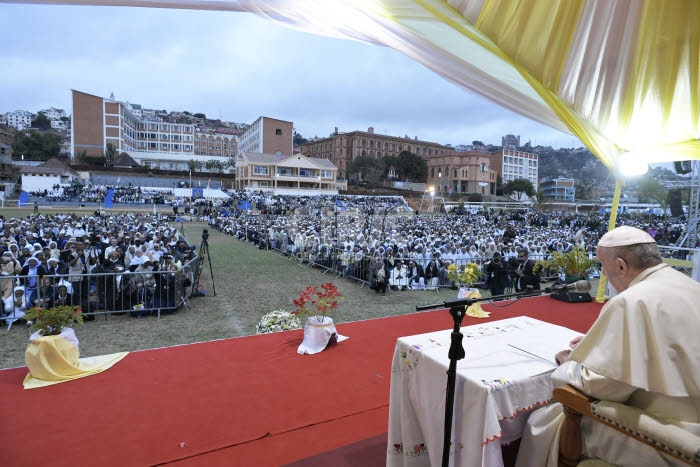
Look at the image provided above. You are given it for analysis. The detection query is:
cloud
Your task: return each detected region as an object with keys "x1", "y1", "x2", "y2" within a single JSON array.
[{"x1": 0, "y1": 4, "x2": 578, "y2": 149}]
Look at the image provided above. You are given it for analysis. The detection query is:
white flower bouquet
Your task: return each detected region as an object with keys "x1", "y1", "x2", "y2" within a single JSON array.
[{"x1": 256, "y1": 309, "x2": 302, "y2": 334}]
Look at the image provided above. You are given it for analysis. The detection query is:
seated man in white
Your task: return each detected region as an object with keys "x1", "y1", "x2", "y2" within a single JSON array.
[
  {"x1": 389, "y1": 260, "x2": 409, "y2": 290},
  {"x1": 516, "y1": 226, "x2": 700, "y2": 467}
]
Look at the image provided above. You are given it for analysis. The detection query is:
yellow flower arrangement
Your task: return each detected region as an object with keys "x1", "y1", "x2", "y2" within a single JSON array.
[
  {"x1": 448, "y1": 262, "x2": 489, "y2": 318},
  {"x1": 534, "y1": 246, "x2": 598, "y2": 279},
  {"x1": 446, "y1": 262, "x2": 481, "y2": 286}
]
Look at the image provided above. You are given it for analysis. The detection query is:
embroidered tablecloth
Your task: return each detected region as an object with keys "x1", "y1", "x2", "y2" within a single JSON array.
[{"x1": 387, "y1": 316, "x2": 582, "y2": 467}]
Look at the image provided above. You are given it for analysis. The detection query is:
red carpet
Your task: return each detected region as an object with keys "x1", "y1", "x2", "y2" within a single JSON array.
[{"x1": 0, "y1": 295, "x2": 603, "y2": 466}]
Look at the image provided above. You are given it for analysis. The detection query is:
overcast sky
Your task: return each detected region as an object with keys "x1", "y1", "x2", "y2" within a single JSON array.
[{"x1": 1, "y1": 4, "x2": 582, "y2": 149}]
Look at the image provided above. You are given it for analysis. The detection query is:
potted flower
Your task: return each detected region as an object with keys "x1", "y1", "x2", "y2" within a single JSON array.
[
  {"x1": 256, "y1": 309, "x2": 302, "y2": 334},
  {"x1": 23, "y1": 305, "x2": 85, "y2": 365},
  {"x1": 535, "y1": 246, "x2": 598, "y2": 282},
  {"x1": 293, "y1": 282, "x2": 346, "y2": 355},
  {"x1": 447, "y1": 262, "x2": 490, "y2": 318},
  {"x1": 293, "y1": 282, "x2": 343, "y2": 324},
  {"x1": 24, "y1": 305, "x2": 84, "y2": 337},
  {"x1": 446, "y1": 262, "x2": 481, "y2": 289}
]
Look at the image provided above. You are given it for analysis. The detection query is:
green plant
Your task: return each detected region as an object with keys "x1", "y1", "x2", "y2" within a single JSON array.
[
  {"x1": 255, "y1": 309, "x2": 302, "y2": 334},
  {"x1": 23, "y1": 305, "x2": 84, "y2": 336},
  {"x1": 535, "y1": 246, "x2": 598, "y2": 279},
  {"x1": 293, "y1": 282, "x2": 343, "y2": 323}
]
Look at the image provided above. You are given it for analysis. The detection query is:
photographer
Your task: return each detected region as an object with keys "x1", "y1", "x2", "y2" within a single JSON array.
[
  {"x1": 514, "y1": 248, "x2": 540, "y2": 292},
  {"x1": 484, "y1": 252, "x2": 509, "y2": 296}
]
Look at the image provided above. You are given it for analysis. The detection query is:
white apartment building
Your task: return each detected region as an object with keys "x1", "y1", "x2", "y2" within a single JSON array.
[
  {"x1": 491, "y1": 148, "x2": 539, "y2": 190},
  {"x1": 41, "y1": 107, "x2": 67, "y2": 121},
  {"x1": 5, "y1": 110, "x2": 33, "y2": 130},
  {"x1": 238, "y1": 116, "x2": 293, "y2": 156}
]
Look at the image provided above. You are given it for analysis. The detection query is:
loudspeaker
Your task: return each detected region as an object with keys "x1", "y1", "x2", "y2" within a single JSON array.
[
  {"x1": 551, "y1": 291, "x2": 592, "y2": 303},
  {"x1": 669, "y1": 190, "x2": 683, "y2": 217},
  {"x1": 674, "y1": 161, "x2": 692, "y2": 175}
]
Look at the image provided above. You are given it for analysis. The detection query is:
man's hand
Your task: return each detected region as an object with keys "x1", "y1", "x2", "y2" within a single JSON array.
[
  {"x1": 555, "y1": 349, "x2": 571, "y2": 365},
  {"x1": 569, "y1": 335, "x2": 584, "y2": 349}
]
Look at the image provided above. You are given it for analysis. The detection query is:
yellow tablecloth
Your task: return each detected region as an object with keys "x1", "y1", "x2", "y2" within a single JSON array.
[{"x1": 24, "y1": 335, "x2": 128, "y2": 389}]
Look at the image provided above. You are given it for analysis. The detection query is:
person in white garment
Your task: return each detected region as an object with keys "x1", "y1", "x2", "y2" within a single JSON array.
[{"x1": 516, "y1": 226, "x2": 700, "y2": 467}]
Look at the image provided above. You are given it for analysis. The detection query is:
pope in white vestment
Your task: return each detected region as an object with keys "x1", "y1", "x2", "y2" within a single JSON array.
[{"x1": 516, "y1": 227, "x2": 700, "y2": 467}]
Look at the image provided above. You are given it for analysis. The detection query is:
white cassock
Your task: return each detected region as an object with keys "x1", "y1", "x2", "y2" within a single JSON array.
[{"x1": 516, "y1": 264, "x2": 700, "y2": 467}]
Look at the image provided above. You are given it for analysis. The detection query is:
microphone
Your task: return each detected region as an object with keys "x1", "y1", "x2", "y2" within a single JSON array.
[{"x1": 545, "y1": 280, "x2": 591, "y2": 294}]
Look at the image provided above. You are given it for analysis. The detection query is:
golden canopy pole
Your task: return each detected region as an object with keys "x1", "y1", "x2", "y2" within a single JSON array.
[{"x1": 595, "y1": 179, "x2": 623, "y2": 303}]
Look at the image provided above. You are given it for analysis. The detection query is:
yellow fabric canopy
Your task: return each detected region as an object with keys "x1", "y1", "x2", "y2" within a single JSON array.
[{"x1": 3, "y1": 0, "x2": 698, "y2": 169}]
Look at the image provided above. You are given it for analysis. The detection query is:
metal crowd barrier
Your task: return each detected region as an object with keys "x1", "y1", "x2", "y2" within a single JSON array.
[
  {"x1": 0, "y1": 259, "x2": 199, "y2": 324},
  {"x1": 226, "y1": 226, "x2": 560, "y2": 293}
]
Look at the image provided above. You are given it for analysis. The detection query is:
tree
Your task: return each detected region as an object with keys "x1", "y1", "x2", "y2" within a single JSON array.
[
  {"x1": 187, "y1": 159, "x2": 198, "y2": 174},
  {"x1": 31, "y1": 113, "x2": 51, "y2": 130},
  {"x1": 396, "y1": 150, "x2": 427, "y2": 182},
  {"x1": 347, "y1": 155, "x2": 382, "y2": 183},
  {"x1": 636, "y1": 176, "x2": 666, "y2": 204},
  {"x1": 503, "y1": 178, "x2": 536, "y2": 200},
  {"x1": 105, "y1": 143, "x2": 117, "y2": 165},
  {"x1": 472, "y1": 140, "x2": 484, "y2": 146},
  {"x1": 12, "y1": 130, "x2": 63, "y2": 160},
  {"x1": 293, "y1": 131, "x2": 308, "y2": 146},
  {"x1": 193, "y1": 113, "x2": 206, "y2": 119},
  {"x1": 225, "y1": 157, "x2": 236, "y2": 172}
]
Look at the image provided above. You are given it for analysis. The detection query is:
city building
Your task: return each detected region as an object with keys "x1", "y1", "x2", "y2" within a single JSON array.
[
  {"x1": 19, "y1": 158, "x2": 80, "y2": 193},
  {"x1": 4, "y1": 110, "x2": 33, "y2": 130},
  {"x1": 41, "y1": 107, "x2": 67, "y2": 121},
  {"x1": 238, "y1": 116, "x2": 293, "y2": 156},
  {"x1": 235, "y1": 151, "x2": 346, "y2": 195},
  {"x1": 299, "y1": 127, "x2": 448, "y2": 180},
  {"x1": 194, "y1": 128, "x2": 239, "y2": 158},
  {"x1": 490, "y1": 148, "x2": 539, "y2": 191},
  {"x1": 426, "y1": 150, "x2": 498, "y2": 195},
  {"x1": 501, "y1": 133, "x2": 520, "y2": 149},
  {"x1": 71, "y1": 90, "x2": 231, "y2": 173},
  {"x1": 0, "y1": 127, "x2": 15, "y2": 182},
  {"x1": 540, "y1": 177, "x2": 575, "y2": 201}
]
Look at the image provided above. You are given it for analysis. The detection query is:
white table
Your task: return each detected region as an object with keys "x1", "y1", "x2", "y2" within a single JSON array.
[{"x1": 386, "y1": 316, "x2": 582, "y2": 467}]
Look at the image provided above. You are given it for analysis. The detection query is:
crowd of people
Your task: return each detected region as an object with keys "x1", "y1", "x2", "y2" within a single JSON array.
[
  {"x1": 0, "y1": 212, "x2": 196, "y2": 328},
  {"x1": 209, "y1": 193, "x2": 691, "y2": 297}
]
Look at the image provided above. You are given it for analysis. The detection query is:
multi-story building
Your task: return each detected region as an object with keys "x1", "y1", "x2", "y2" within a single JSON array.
[
  {"x1": 238, "y1": 116, "x2": 293, "y2": 156},
  {"x1": 490, "y1": 148, "x2": 539, "y2": 191},
  {"x1": 0, "y1": 114, "x2": 6, "y2": 126},
  {"x1": 235, "y1": 151, "x2": 346, "y2": 195},
  {"x1": 72, "y1": 90, "x2": 229, "y2": 173},
  {"x1": 5, "y1": 110, "x2": 33, "y2": 130},
  {"x1": 501, "y1": 133, "x2": 520, "y2": 149},
  {"x1": 194, "y1": 128, "x2": 239, "y2": 158},
  {"x1": 41, "y1": 107, "x2": 67, "y2": 121},
  {"x1": 540, "y1": 177, "x2": 575, "y2": 201},
  {"x1": 299, "y1": 127, "x2": 448, "y2": 180},
  {"x1": 426, "y1": 150, "x2": 498, "y2": 195}
]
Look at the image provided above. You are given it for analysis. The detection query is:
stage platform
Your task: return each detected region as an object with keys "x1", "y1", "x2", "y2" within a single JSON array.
[{"x1": 0, "y1": 295, "x2": 603, "y2": 466}]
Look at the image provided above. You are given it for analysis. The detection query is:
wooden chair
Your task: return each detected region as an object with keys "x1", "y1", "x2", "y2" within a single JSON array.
[{"x1": 553, "y1": 384, "x2": 700, "y2": 466}]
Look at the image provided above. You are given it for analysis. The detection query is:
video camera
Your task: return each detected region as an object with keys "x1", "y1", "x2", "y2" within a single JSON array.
[{"x1": 202, "y1": 229, "x2": 209, "y2": 241}]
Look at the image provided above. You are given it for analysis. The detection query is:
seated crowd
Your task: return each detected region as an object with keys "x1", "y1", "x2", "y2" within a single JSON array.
[
  {"x1": 0, "y1": 213, "x2": 196, "y2": 327},
  {"x1": 209, "y1": 193, "x2": 686, "y2": 296}
]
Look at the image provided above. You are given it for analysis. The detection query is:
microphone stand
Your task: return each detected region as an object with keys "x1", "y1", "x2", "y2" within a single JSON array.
[{"x1": 415, "y1": 287, "x2": 541, "y2": 467}]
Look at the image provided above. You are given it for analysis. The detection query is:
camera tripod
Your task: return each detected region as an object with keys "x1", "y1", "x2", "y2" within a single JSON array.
[{"x1": 192, "y1": 231, "x2": 216, "y2": 296}]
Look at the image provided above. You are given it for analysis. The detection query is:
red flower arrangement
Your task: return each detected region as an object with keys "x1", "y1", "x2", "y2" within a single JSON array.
[{"x1": 292, "y1": 282, "x2": 344, "y2": 323}]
